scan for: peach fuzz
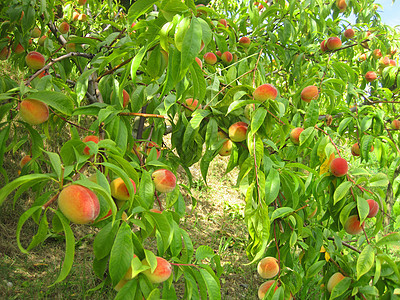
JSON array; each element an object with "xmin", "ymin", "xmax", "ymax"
[
  {"xmin": 300, "ymin": 85, "xmax": 319, "ymax": 102},
  {"xmin": 58, "ymin": 185, "xmax": 100, "ymax": 224},
  {"xmin": 290, "ymin": 127, "xmax": 304, "ymax": 145},
  {"xmin": 19, "ymin": 99, "xmax": 49, "ymax": 125},
  {"xmin": 392, "ymin": 119, "xmax": 400, "ymax": 129},
  {"xmin": 365, "ymin": 71, "xmax": 377, "ymax": 82},
  {"xmin": 335, "ymin": 0, "xmax": 347, "ymax": 12},
  {"xmin": 19, "ymin": 155, "xmax": 32, "ymax": 168},
  {"xmin": 344, "ymin": 28, "xmax": 354, "ymax": 39},
  {"xmin": 258, "ymin": 280, "xmax": 278, "ymax": 299},
  {"xmin": 110, "ymin": 177, "xmax": 137, "ymax": 201},
  {"xmin": 253, "ymin": 84, "xmax": 278, "ymax": 101},
  {"xmin": 217, "ymin": 131, "xmax": 233, "ymax": 156},
  {"xmin": 58, "ymin": 21, "xmax": 70, "ymax": 34},
  {"xmin": 26, "ymin": 51, "xmax": 45, "ymax": 70},
  {"xmin": 203, "ymin": 52, "xmax": 217, "ymax": 65},
  {"xmin": 142, "ymin": 256, "xmax": 172, "ymax": 284},
  {"xmin": 344, "ymin": 215, "xmax": 364, "ymax": 235},
  {"xmin": 152, "ymin": 169, "xmax": 177, "ymax": 193},
  {"xmin": 367, "ymin": 199, "xmax": 379, "ymax": 218},
  {"xmin": 327, "ymin": 272, "xmax": 345, "ymax": 292},
  {"xmin": 229, "ymin": 122, "xmax": 248, "ymax": 142},
  {"xmin": 221, "ymin": 51, "xmax": 233, "ymax": 64},
  {"xmin": 329, "ymin": 157, "xmax": 348, "ymax": 177},
  {"xmin": 82, "ymin": 135, "xmax": 99, "ymax": 155},
  {"xmin": 257, "ymin": 257, "xmax": 279, "ymax": 279},
  {"xmin": 239, "ymin": 36, "xmax": 251, "ymax": 47},
  {"xmin": 326, "ymin": 37, "xmax": 342, "ymax": 51}
]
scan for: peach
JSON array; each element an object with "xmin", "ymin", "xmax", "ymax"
[
  {"xmin": 58, "ymin": 185, "xmax": 100, "ymax": 224},
  {"xmin": 152, "ymin": 169, "xmax": 177, "ymax": 193},
  {"xmin": 239, "ymin": 36, "xmax": 251, "ymax": 47},
  {"xmin": 329, "ymin": 157, "xmax": 348, "ymax": 177},
  {"xmin": 327, "ymin": 272, "xmax": 345, "ymax": 292},
  {"xmin": 72, "ymin": 11, "xmax": 80, "ymax": 21},
  {"xmin": 367, "ymin": 199, "xmax": 379, "ymax": 218},
  {"xmin": 65, "ymin": 43, "xmax": 76, "ymax": 53},
  {"xmin": 78, "ymin": 14, "xmax": 87, "ymax": 21},
  {"xmin": 123, "ymin": 254, "xmax": 139, "ymax": 280},
  {"xmin": 142, "ymin": 256, "xmax": 172, "ymax": 284},
  {"xmin": 195, "ymin": 57, "xmax": 202, "ymax": 69},
  {"xmin": 19, "ymin": 155, "xmax": 32, "ymax": 168},
  {"xmin": 365, "ymin": 71, "xmax": 377, "ymax": 82},
  {"xmin": 335, "ymin": 0, "xmax": 347, "ymax": 12},
  {"xmin": 229, "ymin": 121, "xmax": 248, "ymax": 142},
  {"xmin": 38, "ymin": 35, "xmax": 47, "ymax": 46},
  {"xmin": 78, "ymin": 0, "xmax": 87, "ymax": 5},
  {"xmin": 290, "ymin": 127, "xmax": 304, "ymax": 145},
  {"xmin": 150, "ymin": 208, "xmax": 162, "ymax": 214},
  {"xmin": 258, "ymin": 280, "xmax": 278, "ymax": 299},
  {"xmin": 351, "ymin": 143, "xmax": 360, "ymax": 156},
  {"xmin": 359, "ymin": 53, "xmax": 367, "ymax": 61},
  {"xmin": 320, "ymin": 40, "xmax": 328, "ymax": 52},
  {"xmin": 58, "ymin": 21, "xmax": 70, "ymax": 34},
  {"xmin": 218, "ymin": 19, "xmax": 228, "ymax": 28},
  {"xmin": 326, "ymin": 37, "xmax": 342, "ymax": 51},
  {"xmin": 257, "ymin": 257, "xmax": 279, "ymax": 279},
  {"xmin": 203, "ymin": 52, "xmax": 217, "ymax": 65},
  {"xmin": 19, "ymin": 99, "xmax": 49, "ymax": 125},
  {"xmin": 31, "ymin": 27, "xmax": 41, "ymax": 38},
  {"xmin": 140, "ymin": 141, "xmax": 161, "ymax": 159},
  {"xmin": 196, "ymin": 4, "xmax": 207, "ymax": 17},
  {"xmin": 82, "ymin": 135, "xmax": 99, "ymax": 155},
  {"xmin": 216, "ymin": 50, "xmax": 222, "ymax": 57},
  {"xmin": 379, "ymin": 56, "xmax": 390, "ymax": 67},
  {"xmin": 244, "ymin": 104, "xmax": 255, "ymax": 120},
  {"xmin": 372, "ymin": 49, "xmax": 382, "ymax": 59},
  {"xmin": 217, "ymin": 131, "xmax": 233, "ymax": 156},
  {"xmin": 111, "ymin": 89, "xmax": 130, "ymax": 108},
  {"xmin": 253, "ymin": 84, "xmax": 278, "ymax": 101},
  {"xmin": 300, "ymin": 85, "xmax": 319, "ymax": 102},
  {"xmin": 344, "ymin": 28, "xmax": 354, "ymax": 39},
  {"xmin": 389, "ymin": 59, "xmax": 396, "ymax": 67},
  {"xmin": 392, "ymin": 119, "xmax": 400, "ymax": 129},
  {"xmin": 25, "ymin": 51, "xmax": 45, "ymax": 70},
  {"xmin": 221, "ymin": 51, "xmax": 233, "ymax": 64},
  {"xmin": 12, "ymin": 42, "xmax": 24, "ymax": 54},
  {"xmin": 185, "ymin": 98, "xmax": 201, "ymax": 116},
  {"xmin": 114, "ymin": 279, "xmax": 128, "ymax": 291},
  {"xmin": 110, "ymin": 177, "xmax": 136, "ymax": 201},
  {"xmin": 344, "ymin": 215, "xmax": 364, "ymax": 235},
  {"xmin": 0, "ymin": 46, "xmax": 10, "ymax": 60}
]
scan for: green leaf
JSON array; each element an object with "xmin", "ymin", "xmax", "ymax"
[
  {"xmin": 75, "ymin": 69, "xmax": 97, "ymax": 106},
  {"xmin": 189, "ymin": 60, "xmax": 206, "ymax": 102},
  {"xmin": 114, "ymin": 278, "xmax": 138, "ymax": 300},
  {"xmin": 357, "ymin": 244, "xmax": 374, "ymax": 280},
  {"xmin": 265, "ymin": 168, "xmax": 280, "ymax": 205},
  {"xmin": 271, "ymin": 207, "xmax": 294, "ymax": 221},
  {"xmin": 306, "ymin": 260, "xmax": 326, "ymax": 278},
  {"xmin": 357, "ymin": 196, "xmax": 369, "ymax": 223},
  {"xmin": 130, "ymin": 46, "xmax": 148, "ymax": 83},
  {"xmin": 251, "ymin": 108, "xmax": 267, "ymax": 134},
  {"xmin": 93, "ymin": 222, "xmax": 119, "ymax": 260},
  {"xmin": 180, "ymin": 17, "xmax": 202, "ymax": 75},
  {"xmin": 44, "ymin": 150, "xmax": 62, "ymax": 180},
  {"xmin": 376, "ymin": 232, "xmax": 400, "ymax": 247},
  {"xmin": 199, "ymin": 267, "xmax": 221, "ymax": 300},
  {"xmin": 329, "ymin": 277, "xmax": 351, "ymax": 300},
  {"xmin": 16, "ymin": 206, "xmax": 43, "ymax": 254},
  {"xmin": 304, "ymin": 99, "xmax": 319, "ymax": 128},
  {"xmin": 138, "ymin": 170, "xmax": 155, "ymax": 209},
  {"xmin": 333, "ymin": 181, "xmax": 352, "ymax": 205},
  {"xmin": 369, "ymin": 173, "xmax": 389, "ymax": 187},
  {"xmin": 127, "ymin": 0, "xmax": 158, "ymax": 22}
]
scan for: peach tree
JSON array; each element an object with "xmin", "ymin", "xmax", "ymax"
[{"xmin": 0, "ymin": 0, "xmax": 400, "ymax": 298}]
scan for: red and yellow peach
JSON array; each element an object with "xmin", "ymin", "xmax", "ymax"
[
  {"xmin": 253, "ymin": 84, "xmax": 278, "ymax": 101},
  {"xmin": 152, "ymin": 169, "xmax": 177, "ymax": 193},
  {"xmin": 329, "ymin": 157, "xmax": 348, "ymax": 177},
  {"xmin": 229, "ymin": 122, "xmax": 248, "ymax": 142},
  {"xmin": 19, "ymin": 99, "xmax": 49, "ymax": 125},
  {"xmin": 142, "ymin": 256, "xmax": 172, "ymax": 284}
]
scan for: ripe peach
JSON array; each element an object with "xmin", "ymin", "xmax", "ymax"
[
  {"xmin": 110, "ymin": 177, "xmax": 137, "ymax": 201},
  {"xmin": 185, "ymin": 98, "xmax": 201, "ymax": 116},
  {"xmin": 142, "ymin": 256, "xmax": 172, "ymax": 284},
  {"xmin": 78, "ymin": 14, "xmax": 87, "ymax": 21},
  {"xmin": 229, "ymin": 121, "xmax": 248, "ymax": 142},
  {"xmin": 0, "ymin": 46, "xmax": 10, "ymax": 60},
  {"xmin": 258, "ymin": 280, "xmax": 278, "ymax": 299},
  {"xmin": 82, "ymin": 135, "xmax": 99, "ymax": 155},
  {"xmin": 344, "ymin": 28, "xmax": 354, "ymax": 39},
  {"xmin": 320, "ymin": 40, "xmax": 328, "ymax": 52},
  {"xmin": 78, "ymin": 0, "xmax": 87, "ymax": 5},
  {"xmin": 239, "ymin": 36, "xmax": 251, "ymax": 47},
  {"xmin": 195, "ymin": 57, "xmax": 202, "ymax": 69},
  {"xmin": 326, "ymin": 37, "xmax": 342, "ymax": 51},
  {"xmin": 111, "ymin": 89, "xmax": 130, "ymax": 108},
  {"xmin": 26, "ymin": 51, "xmax": 45, "ymax": 70},
  {"xmin": 196, "ymin": 4, "xmax": 207, "ymax": 17},
  {"xmin": 344, "ymin": 215, "xmax": 364, "ymax": 235},
  {"xmin": 372, "ymin": 49, "xmax": 382, "ymax": 59},
  {"xmin": 351, "ymin": 143, "xmax": 360, "ymax": 156},
  {"xmin": 217, "ymin": 131, "xmax": 233, "ymax": 156},
  {"xmin": 72, "ymin": 11, "xmax": 80, "ymax": 21},
  {"xmin": 359, "ymin": 53, "xmax": 367, "ymax": 61},
  {"xmin": 392, "ymin": 119, "xmax": 400, "ymax": 129},
  {"xmin": 365, "ymin": 71, "xmax": 377, "ymax": 82},
  {"xmin": 38, "ymin": 35, "xmax": 47, "ymax": 46},
  {"xmin": 216, "ymin": 50, "xmax": 222, "ymax": 57},
  {"xmin": 218, "ymin": 19, "xmax": 228, "ymax": 28},
  {"xmin": 58, "ymin": 185, "xmax": 100, "ymax": 224},
  {"xmin": 379, "ymin": 56, "xmax": 390, "ymax": 67},
  {"xmin": 203, "ymin": 52, "xmax": 217, "ymax": 65},
  {"xmin": 327, "ymin": 272, "xmax": 345, "ymax": 292},
  {"xmin": 12, "ymin": 42, "xmax": 24, "ymax": 54},
  {"xmin": 136, "ymin": 141, "xmax": 161, "ymax": 159},
  {"xmin": 253, "ymin": 84, "xmax": 278, "ymax": 101},
  {"xmin": 58, "ymin": 21, "xmax": 70, "ymax": 34},
  {"xmin": 367, "ymin": 199, "xmax": 379, "ymax": 218},
  {"xmin": 300, "ymin": 85, "xmax": 319, "ymax": 103},
  {"xmin": 152, "ymin": 169, "xmax": 177, "ymax": 193},
  {"xmin": 329, "ymin": 157, "xmax": 348, "ymax": 177},
  {"xmin": 389, "ymin": 59, "xmax": 396, "ymax": 67},
  {"xmin": 19, "ymin": 155, "xmax": 32, "ymax": 168},
  {"xmin": 257, "ymin": 257, "xmax": 279, "ymax": 279},
  {"xmin": 221, "ymin": 51, "xmax": 233, "ymax": 64},
  {"xmin": 335, "ymin": 0, "xmax": 347, "ymax": 12},
  {"xmin": 19, "ymin": 99, "xmax": 49, "ymax": 125},
  {"xmin": 290, "ymin": 127, "xmax": 304, "ymax": 145}
]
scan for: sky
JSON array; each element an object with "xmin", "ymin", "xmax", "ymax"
[{"xmin": 376, "ymin": 0, "xmax": 400, "ymax": 27}]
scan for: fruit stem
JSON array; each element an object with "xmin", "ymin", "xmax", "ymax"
[
  {"xmin": 49, "ymin": 107, "xmax": 96, "ymax": 133},
  {"xmin": 42, "ymin": 191, "xmax": 61, "ymax": 209}
]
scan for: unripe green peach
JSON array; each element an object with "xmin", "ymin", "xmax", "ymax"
[
  {"xmin": 244, "ymin": 104, "xmax": 255, "ymax": 120},
  {"xmin": 31, "ymin": 27, "xmax": 41, "ymax": 38},
  {"xmin": 221, "ymin": 51, "xmax": 233, "ymax": 64},
  {"xmin": 142, "ymin": 256, "xmax": 172, "ymax": 284},
  {"xmin": 82, "ymin": 135, "xmax": 99, "ymax": 155},
  {"xmin": 329, "ymin": 157, "xmax": 348, "ymax": 177},
  {"xmin": 152, "ymin": 169, "xmax": 177, "ymax": 193},
  {"xmin": 58, "ymin": 21, "xmax": 70, "ymax": 34},
  {"xmin": 365, "ymin": 71, "xmax": 377, "ymax": 82},
  {"xmin": 19, "ymin": 99, "xmax": 49, "ymax": 125},
  {"xmin": 110, "ymin": 177, "xmax": 137, "ymax": 201},
  {"xmin": 217, "ymin": 131, "xmax": 233, "ymax": 156},
  {"xmin": 258, "ymin": 280, "xmax": 278, "ymax": 299},
  {"xmin": 257, "ymin": 257, "xmax": 279, "ymax": 279},
  {"xmin": 392, "ymin": 119, "xmax": 400, "ymax": 129},
  {"xmin": 344, "ymin": 215, "xmax": 364, "ymax": 234},
  {"xmin": 290, "ymin": 127, "xmax": 304, "ymax": 145},
  {"xmin": 38, "ymin": 35, "xmax": 47, "ymax": 46},
  {"xmin": 229, "ymin": 121, "xmax": 248, "ymax": 142},
  {"xmin": 203, "ymin": 52, "xmax": 217, "ymax": 65},
  {"xmin": 239, "ymin": 36, "xmax": 251, "ymax": 47},
  {"xmin": 300, "ymin": 85, "xmax": 319, "ymax": 103},
  {"xmin": 326, "ymin": 37, "xmax": 342, "ymax": 51},
  {"xmin": 26, "ymin": 51, "xmax": 45, "ymax": 70},
  {"xmin": 19, "ymin": 155, "xmax": 32, "ymax": 168},
  {"xmin": 327, "ymin": 272, "xmax": 345, "ymax": 292},
  {"xmin": 253, "ymin": 84, "xmax": 278, "ymax": 101},
  {"xmin": 367, "ymin": 199, "xmax": 379, "ymax": 218},
  {"xmin": 58, "ymin": 185, "xmax": 100, "ymax": 224}
]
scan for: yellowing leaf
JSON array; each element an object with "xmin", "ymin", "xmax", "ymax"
[
  {"xmin": 320, "ymin": 245, "xmax": 326, "ymax": 253},
  {"xmin": 325, "ymin": 251, "xmax": 330, "ymax": 262},
  {"xmin": 320, "ymin": 153, "xmax": 335, "ymax": 175}
]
